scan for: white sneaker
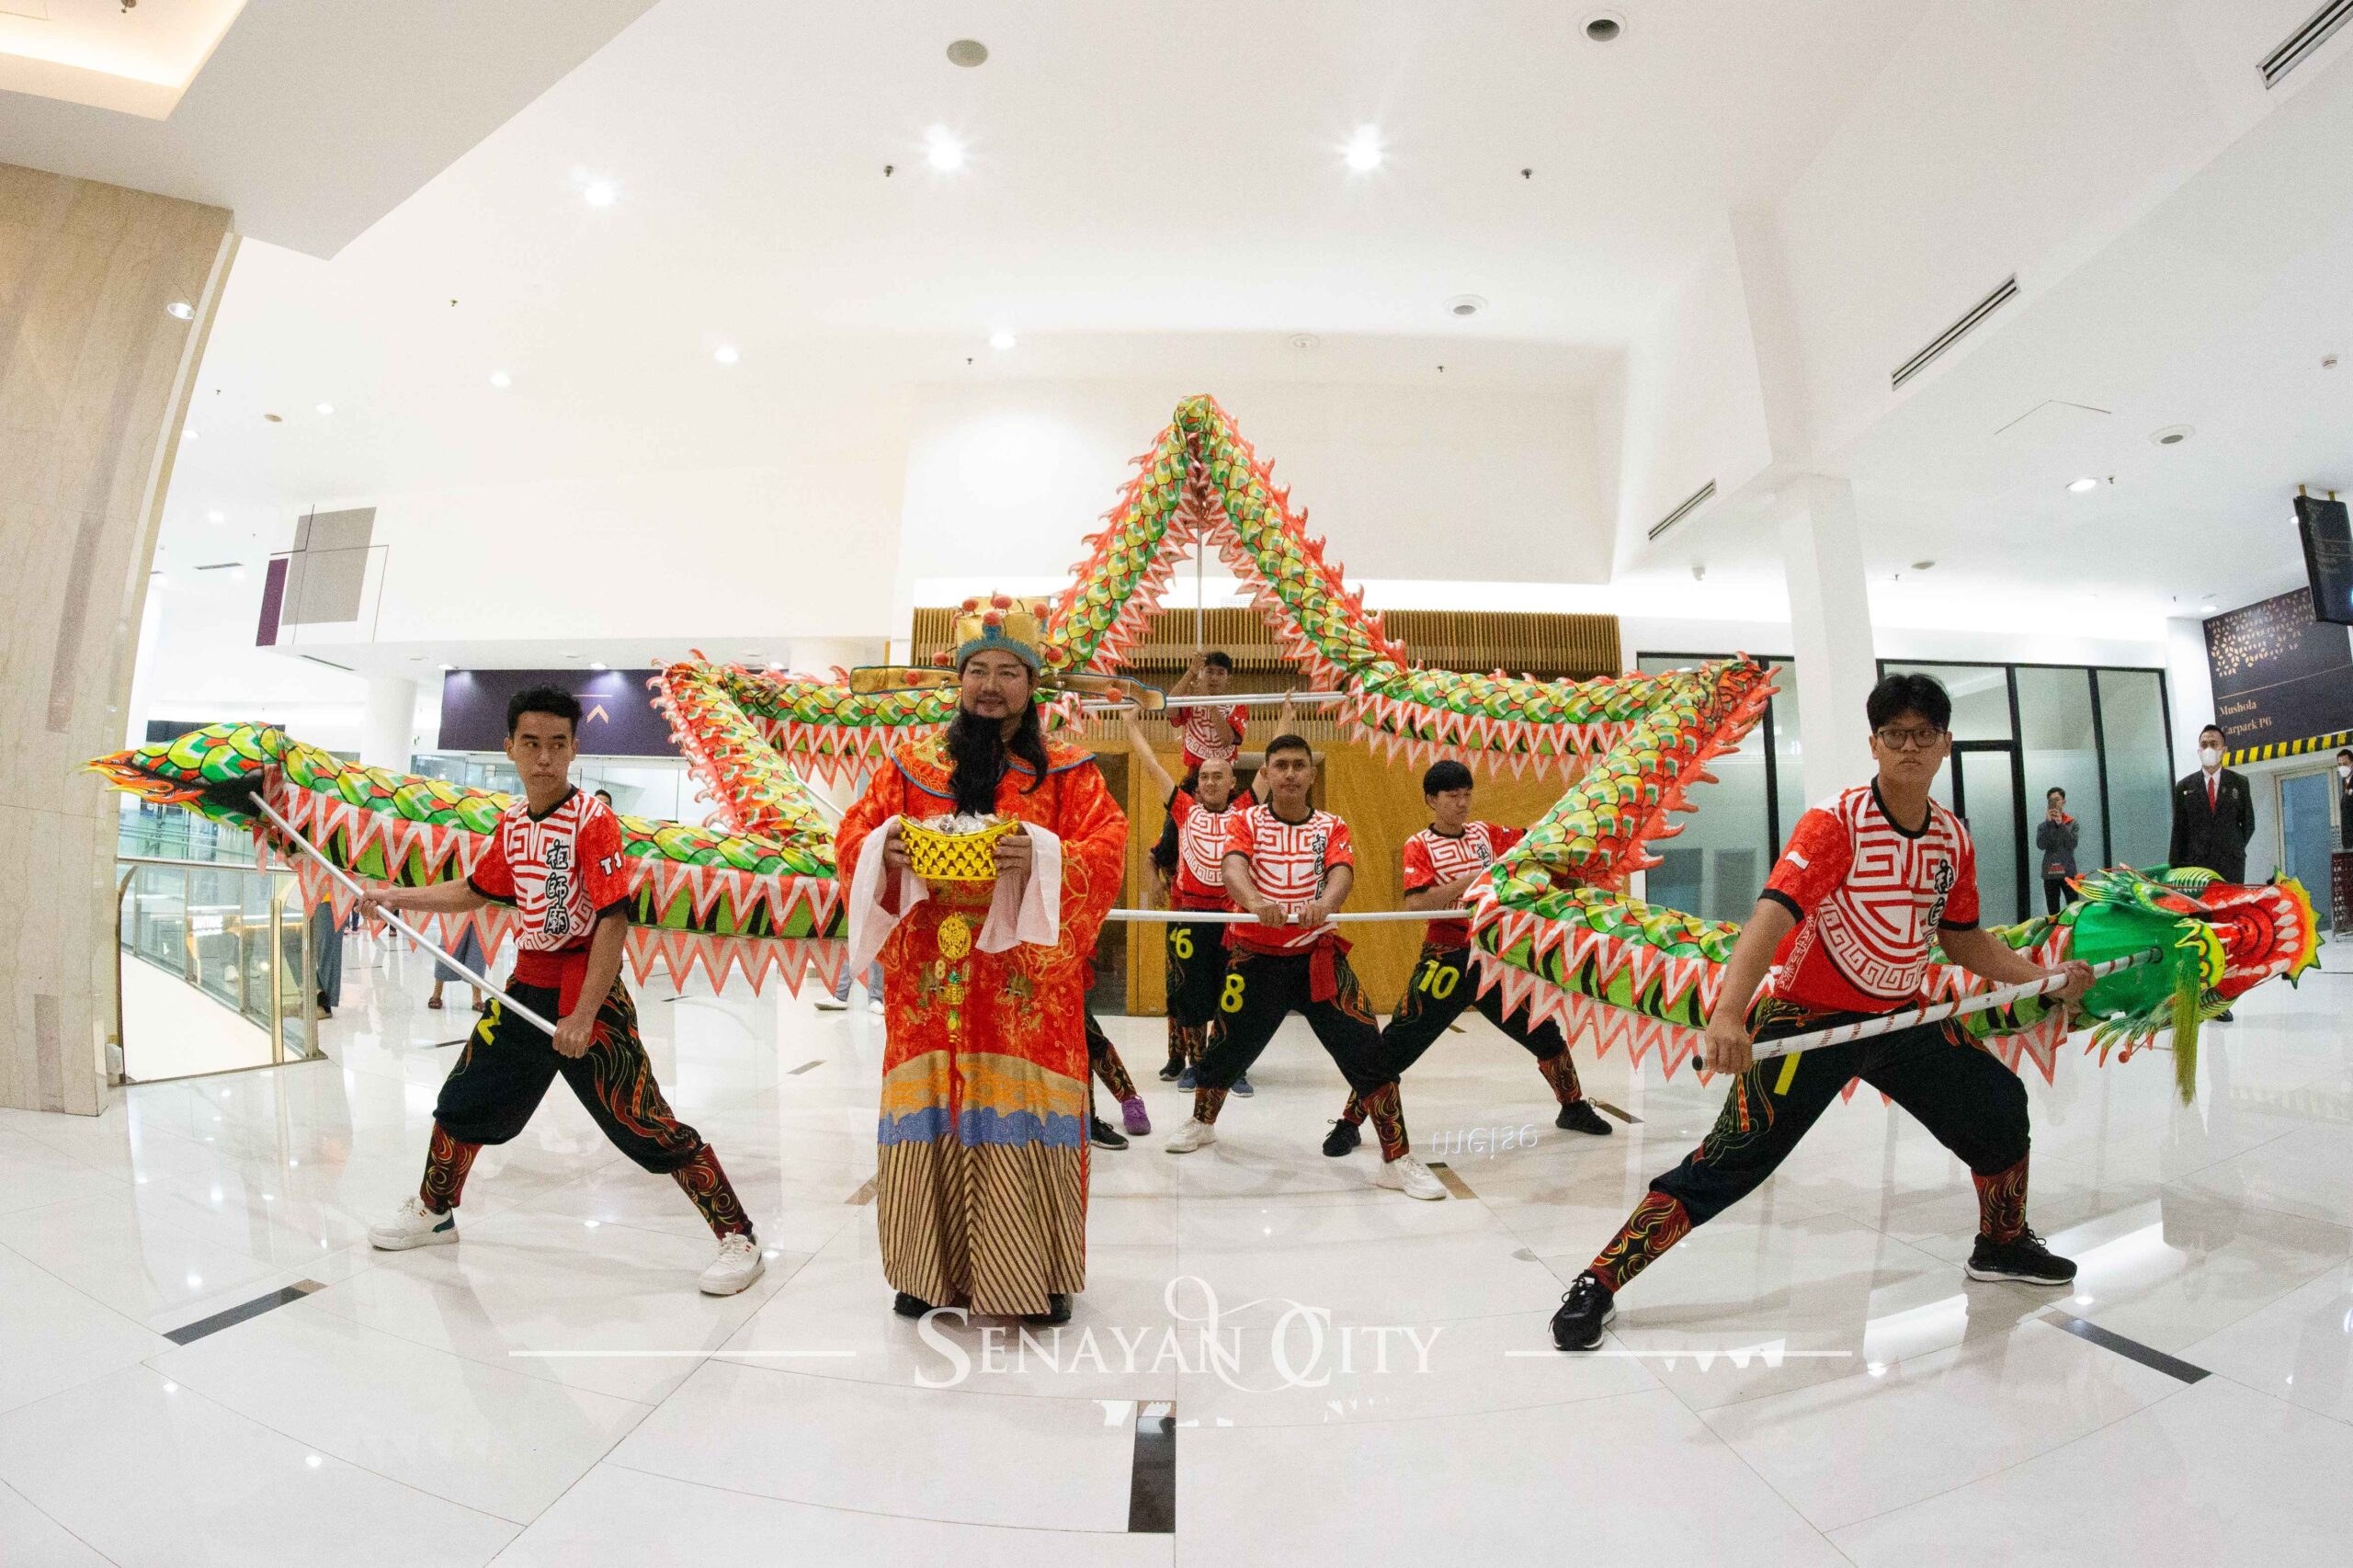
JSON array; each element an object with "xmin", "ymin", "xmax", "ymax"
[
  {"xmin": 699, "ymin": 1233, "xmax": 765, "ymax": 1296},
  {"xmin": 814, "ymin": 993, "xmax": 849, "ymax": 1012},
  {"xmin": 868, "ymin": 994, "xmax": 886, "ymax": 1016},
  {"xmin": 1375, "ymin": 1153, "xmax": 1447, "ymax": 1201},
  {"xmin": 369, "ymin": 1194, "xmax": 459, "ymax": 1250},
  {"xmin": 1163, "ymin": 1119, "xmax": 1218, "ymax": 1153}
]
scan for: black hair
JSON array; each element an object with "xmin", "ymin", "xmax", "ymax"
[
  {"xmin": 2046, "ymin": 786, "xmax": 2066, "ymax": 801},
  {"xmin": 1865, "ymin": 673, "xmax": 1950, "ymax": 733},
  {"xmin": 2200, "ymin": 722, "xmax": 2225, "ymax": 741},
  {"xmin": 506, "ymin": 685, "xmax": 580, "ymax": 737},
  {"xmin": 594, "ymin": 788, "xmax": 614, "ymax": 804},
  {"xmin": 1264, "ymin": 733, "xmax": 1313, "ymax": 763},
  {"xmin": 1422, "ymin": 759, "xmax": 1473, "ymax": 797},
  {"xmin": 2337, "ymin": 749, "xmax": 2352, "ymax": 761},
  {"xmin": 1202, "ymin": 651, "xmax": 1234, "ymax": 672},
  {"xmin": 945, "ymin": 699, "xmax": 1051, "ymax": 812}
]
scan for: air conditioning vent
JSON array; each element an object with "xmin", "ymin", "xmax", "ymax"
[
  {"xmin": 2262, "ymin": 0, "xmax": 2353, "ymax": 88},
  {"xmin": 1892, "ymin": 276, "xmax": 2018, "ymax": 391},
  {"xmin": 1647, "ymin": 480, "xmax": 1716, "ymax": 541}
]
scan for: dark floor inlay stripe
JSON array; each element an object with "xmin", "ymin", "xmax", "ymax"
[
  {"xmin": 1128, "ymin": 1400, "xmax": 1176, "ymax": 1533},
  {"xmin": 1425, "ymin": 1161, "xmax": 1478, "ymax": 1200},
  {"xmin": 164, "ymin": 1280, "xmax": 324, "ymax": 1346},
  {"xmin": 2048, "ymin": 1312, "xmax": 2209, "ymax": 1383},
  {"xmin": 788, "ymin": 1059, "xmax": 824, "ymax": 1075},
  {"xmin": 1589, "ymin": 1099, "xmax": 1641, "ymax": 1124},
  {"xmin": 847, "ymin": 1178, "xmax": 877, "ymax": 1206}
]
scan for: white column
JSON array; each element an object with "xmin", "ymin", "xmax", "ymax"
[
  {"xmin": 2163, "ymin": 616, "xmax": 2215, "ymax": 775},
  {"xmin": 1779, "ymin": 475, "xmax": 1879, "ymax": 799},
  {"xmin": 362, "ymin": 676, "xmax": 419, "ymax": 772}
]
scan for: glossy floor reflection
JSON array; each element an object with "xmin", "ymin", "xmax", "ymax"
[{"xmin": 3, "ymin": 940, "xmax": 2349, "ymax": 1564}]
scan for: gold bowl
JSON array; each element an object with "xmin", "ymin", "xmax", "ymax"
[{"xmin": 903, "ymin": 818, "xmax": 1018, "ymax": 882}]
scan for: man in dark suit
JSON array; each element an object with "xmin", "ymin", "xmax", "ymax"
[{"xmin": 2171, "ymin": 723, "xmax": 2256, "ymax": 1018}]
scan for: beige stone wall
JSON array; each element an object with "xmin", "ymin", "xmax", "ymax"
[{"xmin": 0, "ymin": 164, "xmax": 233, "ymax": 1113}]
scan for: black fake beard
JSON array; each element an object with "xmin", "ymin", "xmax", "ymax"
[{"xmin": 944, "ymin": 704, "xmax": 1048, "ymax": 815}]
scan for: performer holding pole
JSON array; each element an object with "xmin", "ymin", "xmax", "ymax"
[
  {"xmin": 1162, "ymin": 733, "xmax": 1448, "ymax": 1201},
  {"xmin": 1552, "ymin": 673, "xmax": 2093, "ymax": 1351},
  {"xmin": 356, "ymin": 687, "xmax": 764, "ymax": 1296},
  {"xmin": 1323, "ymin": 759, "xmax": 1613, "ymax": 1157},
  {"xmin": 1127, "ymin": 701, "xmax": 1290, "ymax": 1090}
]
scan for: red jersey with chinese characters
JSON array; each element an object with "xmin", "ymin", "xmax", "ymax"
[
  {"xmin": 1167, "ymin": 789, "xmax": 1239, "ymax": 912},
  {"xmin": 1760, "ymin": 782, "xmax": 1980, "ymax": 1017},
  {"xmin": 466, "ymin": 788, "xmax": 631, "ymax": 1006},
  {"xmin": 1224, "ymin": 801, "xmax": 1353, "ymax": 953},
  {"xmin": 1402, "ymin": 822, "xmax": 1525, "ymax": 950},
  {"xmin": 1174, "ymin": 702, "xmax": 1248, "ymax": 770}
]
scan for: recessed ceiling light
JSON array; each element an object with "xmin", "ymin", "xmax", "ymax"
[
  {"xmin": 165, "ymin": 301, "xmax": 195, "ymax": 321},
  {"xmin": 583, "ymin": 179, "xmax": 618, "ymax": 208},
  {"xmin": 206, "ymin": 509, "xmax": 224, "ymax": 523},
  {"xmin": 2151, "ymin": 424, "xmax": 2193, "ymax": 446},
  {"xmin": 230, "ymin": 567, "xmax": 247, "ymax": 582},
  {"xmin": 563, "ymin": 652, "xmax": 581, "ymax": 659},
  {"xmin": 988, "ymin": 329, "xmax": 1017, "ymax": 351},
  {"xmin": 946, "ymin": 39, "xmax": 988, "ymax": 67},
  {"xmin": 1344, "ymin": 125, "xmax": 1384, "ymax": 172},
  {"xmin": 2200, "ymin": 603, "xmax": 2218, "ymax": 613},
  {"xmin": 1586, "ymin": 13, "xmax": 1625, "ymax": 42},
  {"xmin": 1289, "ymin": 333, "xmax": 1322, "ymax": 351},
  {"xmin": 489, "ymin": 371, "xmax": 512, "ymax": 389},
  {"xmin": 925, "ymin": 126, "xmax": 965, "ymax": 172},
  {"xmin": 2068, "ymin": 476, "xmax": 2099, "ymax": 493},
  {"xmin": 315, "ymin": 403, "xmax": 335, "ymax": 415},
  {"xmin": 409, "ymin": 655, "xmax": 425, "ymax": 663},
  {"xmin": 180, "ymin": 427, "xmax": 197, "ymax": 440},
  {"xmin": 438, "ymin": 662, "xmax": 455, "ymax": 671},
  {"xmin": 588, "ymin": 661, "xmax": 608, "ymax": 671},
  {"xmin": 1448, "ymin": 294, "xmax": 1488, "ymax": 318},
  {"xmin": 263, "ymin": 412, "xmax": 282, "ymax": 423},
  {"xmin": 1911, "ymin": 559, "xmax": 1937, "ymax": 571},
  {"xmin": 713, "ymin": 345, "xmax": 740, "ymax": 365},
  {"xmin": 2323, "ymin": 354, "xmax": 2340, "ymax": 369}
]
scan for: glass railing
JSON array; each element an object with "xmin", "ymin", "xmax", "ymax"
[
  {"xmin": 117, "ymin": 800, "xmax": 258, "ymax": 865},
  {"xmin": 114, "ymin": 856, "xmax": 316, "ymax": 1082}
]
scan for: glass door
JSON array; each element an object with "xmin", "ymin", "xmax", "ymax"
[
  {"xmin": 1950, "ymin": 744, "xmax": 2027, "ymax": 927},
  {"xmin": 2279, "ymin": 768, "xmax": 2336, "ymax": 932}
]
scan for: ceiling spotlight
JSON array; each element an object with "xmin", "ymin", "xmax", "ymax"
[
  {"xmin": 488, "ymin": 371, "xmax": 512, "ymax": 389},
  {"xmin": 180, "ymin": 427, "xmax": 197, "ymax": 440},
  {"xmin": 588, "ymin": 661, "xmax": 608, "ymax": 671},
  {"xmin": 583, "ymin": 180, "xmax": 618, "ymax": 208},
  {"xmin": 988, "ymin": 329, "xmax": 1017, "ymax": 351},
  {"xmin": 438, "ymin": 662, "xmax": 455, "ymax": 671},
  {"xmin": 315, "ymin": 403, "xmax": 335, "ymax": 415},
  {"xmin": 1911, "ymin": 559, "xmax": 1937, "ymax": 571},
  {"xmin": 2324, "ymin": 354, "xmax": 2341, "ymax": 370},
  {"xmin": 1586, "ymin": 13, "xmax": 1625, "ymax": 42},
  {"xmin": 1449, "ymin": 294, "xmax": 1488, "ymax": 319},
  {"xmin": 263, "ymin": 412, "xmax": 282, "ymax": 423},
  {"xmin": 2200, "ymin": 603, "xmax": 2218, "ymax": 613},
  {"xmin": 925, "ymin": 126, "xmax": 966, "ymax": 172},
  {"xmin": 1289, "ymin": 333, "xmax": 1322, "ymax": 351},
  {"xmin": 2151, "ymin": 424, "xmax": 2193, "ymax": 446},
  {"xmin": 946, "ymin": 39, "xmax": 988, "ymax": 67},
  {"xmin": 713, "ymin": 345, "xmax": 740, "ymax": 365},
  {"xmin": 2068, "ymin": 477, "xmax": 2099, "ymax": 493},
  {"xmin": 1344, "ymin": 125, "xmax": 1384, "ymax": 172},
  {"xmin": 165, "ymin": 301, "xmax": 195, "ymax": 321},
  {"xmin": 206, "ymin": 509, "xmax": 224, "ymax": 523}
]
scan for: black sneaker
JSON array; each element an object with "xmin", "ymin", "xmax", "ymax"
[
  {"xmin": 1231, "ymin": 1074, "xmax": 1255, "ymax": 1097},
  {"xmin": 2215, "ymin": 1009, "xmax": 2235, "ymax": 1023},
  {"xmin": 1027, "ymin": 1292, "xmax": 1074, "ymax": 1326},
  {"xmin": 1157, "ymin": 1054, "xmax": 1187, "ymax": 1082},
  {"xmin": 1964, "ymin": 1228, "xmax": 2077, "ymax": 1286},
  {"xmin": 1321, "ymin": 1119, "xmax": 1362, "ymax": 1158},
  {"xmin": 892, "ymin": 1291, "xmax": 934, "ymax": 1319},
  {"xmin": 1551, "ymin": 1271, "xmax": 1616, "ymax": 1351},
  {"xmin": 1555, "ymin": 1101, "xmax": 1613, "ymax": 1136},
  {"xmin": 1089, "ymin": 1117, "xmax": 1129, "ymax": 1151}
]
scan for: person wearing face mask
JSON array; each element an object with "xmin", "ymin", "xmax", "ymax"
[
  {"xmin": 2336, "ymin": 749, "xmax": 2353, "ymax": 851},
  {"xmin": 2035, "ymin": 787, "xmax": 2080, "ymax": 916},
  {"xmin": 2170, "ymin": 724, "xmax": 2256, "ymax": 1018}
]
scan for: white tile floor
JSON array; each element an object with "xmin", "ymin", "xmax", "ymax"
[{"xmin": 2, "ymin": 939, "xmax": 2349, "ymax": 1564}]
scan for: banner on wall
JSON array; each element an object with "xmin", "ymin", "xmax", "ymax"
[
  {"xmin": 2203, "ymin": 588, "xmax": 2353, "ymax": 762},
  {"xmin": 438, "ymin": 669, "xmax": 673, "ymax": 757}
]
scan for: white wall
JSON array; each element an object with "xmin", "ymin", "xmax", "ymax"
[{"xmin": 895, "ymin": 379, "xmax": 1609, "ymax": 626}]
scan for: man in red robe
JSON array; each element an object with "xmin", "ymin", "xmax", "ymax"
[{"xmin": 836, "ymin": 597, "xmax": 1131, "ymax": 1324}]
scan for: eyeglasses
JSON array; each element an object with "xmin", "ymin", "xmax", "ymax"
[{"xmin": 1874, "ymin": 725, "xmax": 1947, "ymax": 751}]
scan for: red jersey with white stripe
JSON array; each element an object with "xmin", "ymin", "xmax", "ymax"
[
  {"xmin": 1402, "ymin": 822, "xmax": 1524, "ymax": 949},
  {"xmin": 1224, "ymin": 801, "xmax": 1353, "ymax": 953},
  {"xmin": 1175, "ymin": 702, "xmax": 1248, "ymax": 770},
  {"xmin": 1167, "ymin": 789, "xmax": 1238, "ymax": 912},
  {"xmin": 467, "ymin": 789, "xmax": 631, "ymax": 992},
  {"xmin": 1761, "ymin": 783, "xmax": 1980, "ymax": 1016}
]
